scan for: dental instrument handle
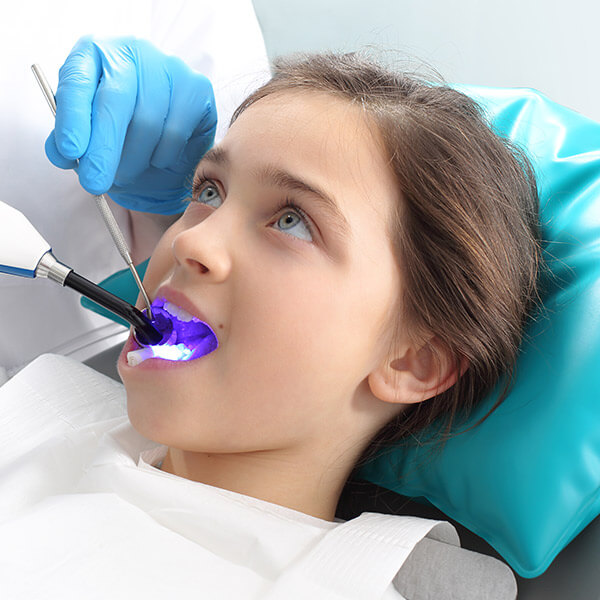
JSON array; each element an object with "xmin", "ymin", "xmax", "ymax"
[
  {"xmin": 91, "ymin": 194, "xmax": 153, "ymax": 317},
  {"xmin": 31, "ymin": 63, "xmax": 57, "ymax": 114},
  {"xmin": 63, "ymin": 271, "xmax": 162, "ymax": 345},
  {"xmin": 34, "ymin": 251, "xmax": 162, "ymax": 345},
  {"xmin": 0, "ymin": 199, "xmax": 51, "ymax": 277},
  {"xmin": 0, "ymin": 198, "xmax": 161, "ymax": 344},
  {"xmin": 30, "ymin": 63, "xmax": 154, "ymax": 319}
]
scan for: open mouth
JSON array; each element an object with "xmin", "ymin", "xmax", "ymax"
[{"xmin": 127, "ymin": 297, "xmax": 219, "ymax": 366}]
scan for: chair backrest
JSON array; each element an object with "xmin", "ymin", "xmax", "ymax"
[{"xmin": 356, "ymin": 84, "xmax": 600, "ymax": 579}]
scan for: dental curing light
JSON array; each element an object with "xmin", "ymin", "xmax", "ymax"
[
  {"xmin": 0, "ymin": 199, "xmax": 162, "ymax": 345},
  {"xmin": 0, "ymin": 200, "xmax": 219, "ymax": 362},
  {"xmin": 128, "ymin": 297, "xmax": 219, "ymax": 365}
]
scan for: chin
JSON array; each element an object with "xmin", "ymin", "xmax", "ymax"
[{"xmin": 125, "ymin": 388, "xmax": 173, "ymax": 445}]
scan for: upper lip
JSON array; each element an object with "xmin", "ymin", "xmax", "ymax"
[{"xmin": 153, "ymin": 284, "xmax": 213, "ymax": 327}]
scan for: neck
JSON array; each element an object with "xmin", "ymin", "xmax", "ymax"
[{"xmin": 159, "ymin": 445, "xmax": 358, "ymax": 521}]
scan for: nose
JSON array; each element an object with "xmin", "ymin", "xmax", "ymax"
[{"xmin": 171, "ymin": 212, "xmax": 233, "ymax": 281}]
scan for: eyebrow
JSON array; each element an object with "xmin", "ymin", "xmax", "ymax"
[{"xmin": 196, "ymin": 146, "xmax": 352, "ymax": 243}]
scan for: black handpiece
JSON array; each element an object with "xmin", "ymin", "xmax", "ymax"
[{"xmin": 63, "ymin": 271, "xmax": 163, "ymax": 345}]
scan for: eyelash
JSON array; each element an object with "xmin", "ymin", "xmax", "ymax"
[{"xmin": 189, "ymin": 172, "xmax": 316, "ymax": 239}]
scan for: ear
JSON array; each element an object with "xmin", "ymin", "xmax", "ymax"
[{"xmin": 368, "ymin": 336, "xmax": 468, "ymax": 406}]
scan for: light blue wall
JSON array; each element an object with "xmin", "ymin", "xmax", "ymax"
[{"xmin": 252, "ymin": 0, "xmax": 599, "ymax": 121}]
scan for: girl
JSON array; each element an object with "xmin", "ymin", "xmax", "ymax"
[
  {"xmin": 0, "ymin": 51, "xmax": 540, "ymax": 598},
  {"xmin": 122, "ymin": 51, "xmax": 541, "ymax": 510}
]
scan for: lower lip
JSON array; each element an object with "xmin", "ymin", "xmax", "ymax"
[{"xmin": 118, "ymin": 332, "xmax": 212, "ymax": 372}]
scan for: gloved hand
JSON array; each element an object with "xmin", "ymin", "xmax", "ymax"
[{"xmin": 45, "ymin": 35, "xmax": 217, "ymax": 215}]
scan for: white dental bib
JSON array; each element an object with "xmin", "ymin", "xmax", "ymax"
[{"xmin": 0, "ymin": 355, "xmax": 458, "ymax": 599}]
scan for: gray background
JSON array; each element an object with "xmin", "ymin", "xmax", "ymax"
[{"xmin": 252, "ymin": 0, "xmax": 598, "ymax": 121}]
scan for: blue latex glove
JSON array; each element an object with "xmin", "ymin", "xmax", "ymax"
[{"xmin": 45, "ymin": 36, "xmax": 217, "ymax": 214}]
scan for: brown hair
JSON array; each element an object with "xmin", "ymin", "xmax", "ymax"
[{"xmin": 231, "ymin": 52, "xmax": 543, "ymax": 463}]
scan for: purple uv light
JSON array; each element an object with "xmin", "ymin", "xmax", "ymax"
[{"xmin": 136, "ymin": 298, "xmax": 219, "ymax": 361}]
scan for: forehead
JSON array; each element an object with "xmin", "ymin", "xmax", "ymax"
[{"xmin": 225, "ymin": 91, "xmax": 399, "ymax": 245}]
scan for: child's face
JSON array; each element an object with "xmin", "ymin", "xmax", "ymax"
[{"xmin": 119, "ymin": 91, "xmax": 403, "ymax": 457}]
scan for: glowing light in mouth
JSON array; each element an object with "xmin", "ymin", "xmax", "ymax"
[{"xmin": 129, "ymin": 297, "xmax": 218, "ymax": 366}]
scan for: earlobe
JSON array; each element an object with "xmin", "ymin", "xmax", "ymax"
[{"xmin": 368, "ymin": 337, "xmax": 466, "ymax": 406}]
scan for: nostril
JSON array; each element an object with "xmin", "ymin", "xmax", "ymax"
[{"xmin": 185, "ymin": 258, "xmax": 209, "ymax": 274}]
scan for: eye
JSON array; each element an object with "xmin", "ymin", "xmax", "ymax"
[
  {"xmin": 190, "ymin": 175, "xmax": 315, "ymax": 243},
  {"xmin": 273, "ymin": 198, "xmax": 314, "ymax": 242},
  {"xmin": 196, "ymin": 182, "xmax": 221, "ymax": 208}
]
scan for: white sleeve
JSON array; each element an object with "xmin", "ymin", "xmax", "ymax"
[{"xmin": 144, "ymin": 0, "xmax": 271, "ymax": 142}]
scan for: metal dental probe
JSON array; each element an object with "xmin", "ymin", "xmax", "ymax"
[{"xmin": 31, "ymin": 63, "xmax": 154, "ymax": 319}]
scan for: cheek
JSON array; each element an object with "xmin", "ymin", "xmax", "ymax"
[
  {"xmin": 232, "ymin": 268, "xmax": 358, "ymax": 389},
  {"xmin": 254, "ymin": 264, "xmax": 389, "ymax": 386}
]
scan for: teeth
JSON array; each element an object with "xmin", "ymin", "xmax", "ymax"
[
  {"xmin": 127, "ymin": 347, "xmax": 155, "ymax": 366},
  {"xmin": 127, "ymin": 342, "xmax": 195, "ymax": 366},
  {"xmin": 163, "ymin": 301, "xmax": 195, "ymax": 322}
]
